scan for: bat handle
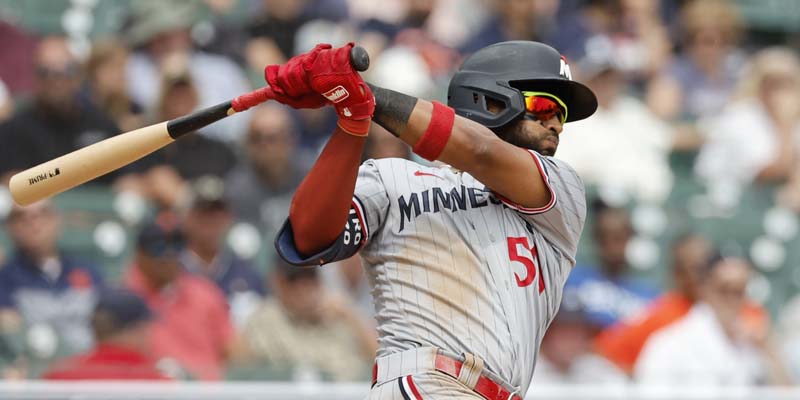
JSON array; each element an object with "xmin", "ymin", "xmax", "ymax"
[
  {"xmin": 229, "ymin": 87, "xmax": 275, "ymax": 114},
  {"xmin": 230, "ymin": 45, "xmax": 371, "ymax": 113}
]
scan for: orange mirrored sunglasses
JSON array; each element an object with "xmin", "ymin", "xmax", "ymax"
[{"xmin": 522, "ymin": 91, "xmax": 568, "ymax": 124}]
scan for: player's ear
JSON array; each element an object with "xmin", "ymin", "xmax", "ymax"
[{"xmin": 486, "ymin": 97, "xmax": 506, "ymax": 114}]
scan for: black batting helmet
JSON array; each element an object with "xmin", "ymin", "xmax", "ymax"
[{"xmin": 447, "ymin": 41, "xmax": 598, "ymax": 129}]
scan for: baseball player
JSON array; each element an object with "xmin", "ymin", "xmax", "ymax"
[{"xmin": 269, "ymin": 41, "xmax": 597, "ymax": 399}]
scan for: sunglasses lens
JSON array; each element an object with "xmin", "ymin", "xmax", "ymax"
[{"xmin": 524, "ymin": 94, "xmax": 566, "ymax": 123}]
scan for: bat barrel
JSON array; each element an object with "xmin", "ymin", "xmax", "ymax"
[{"xmin": 9, "ymin": 122, "xmax": 174, "ymax": 206}]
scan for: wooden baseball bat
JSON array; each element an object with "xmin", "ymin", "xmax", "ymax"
[{"xmin": 9, "ymin": 46, "xmax": 370, "ymax": 206}]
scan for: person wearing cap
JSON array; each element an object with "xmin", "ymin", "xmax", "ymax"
[
  {"xmin": 242, "ymin": 256, "xmax": 377, "ymax": 382},
  {"xmin": 180, "ymin": 175, "xmax": 265, "ymax": 326},
  {"xmin": 0, "ymin": 35, "xmax": 120, "ymax": 183},
  {"xmin": 0, "ymin": 200, "xmax": 104, "ymax": 362},
  {"xmin": 266, "ymin": 39, "xmax": 599, "ymax": 397},
  {"xmin": 635, "ymin": 255, "xmax": 792, "ymax": 385},
  {"xmin": 42, "ymin": 288, "xmax": 169, "ymax": 380},
  {"xmin": 124, "ymin": 217, "xmax": 240, "ymax": 381},
  {"xmin": 124, "ymin": 0, "xmax": 250, "ymax": 143}
]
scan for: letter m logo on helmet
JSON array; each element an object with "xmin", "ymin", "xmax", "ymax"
[{"xmin": 559, "ymin": 56, "xmax": 572, "ymax": 80}]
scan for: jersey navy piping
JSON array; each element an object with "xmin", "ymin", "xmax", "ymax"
[
  {"xmin": 353, "ymin": 196, "xmax": 370, "ymax": 245},
  {"xmin": 491, "ymin": 150, "xmax": 557, "ymax": 215}
]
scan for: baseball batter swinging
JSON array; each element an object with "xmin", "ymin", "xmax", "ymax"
[{"xmin": 269, "ymin": 41, "xmax": 598, "ymax": 399}]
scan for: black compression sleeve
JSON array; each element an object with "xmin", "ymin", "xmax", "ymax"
[{"xmin": 368, "ymin": 84, "xmax": 418, "ymax": 137}]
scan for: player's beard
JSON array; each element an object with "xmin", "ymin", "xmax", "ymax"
[{"xmin": 493, "ymin": 119, "xmax": 559, "ymax": 156}]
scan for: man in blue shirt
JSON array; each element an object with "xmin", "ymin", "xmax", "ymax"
[
  {"xmin": 565, "ymin": 202, "xmax": 659, "ymax": 328},
  {"xmin": 0, "ymin": 200, "xmax": 103, "ymax": 361}
]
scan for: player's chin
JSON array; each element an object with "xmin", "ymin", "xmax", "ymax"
[{"xmin": 535, "ymin": 141, "xmax": 557, "ymax": 157}]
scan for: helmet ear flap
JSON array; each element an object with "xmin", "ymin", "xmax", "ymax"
[{"xmin": 447, "ymin": 71, "xmax": 526, "ymax": 129}]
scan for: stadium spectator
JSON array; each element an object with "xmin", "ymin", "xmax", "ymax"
[
  {"xmin": 125, "ymin": 217, "xmax": 240, "ymax": 380},
  {"xmin": 595, "ymin": 234, "xmax": 768, "ymax": 374},
  {"xmin": 461, "ymin": 0, "xmax": 546, "ymax": 54},
  {"xmin": 646, "ymin": 0, "xmax": 745, "ymax": 150},
  {"xmin": 564, "ymin": 202, "xmax": 659, "ymax": 328},
  {"xmin": 179, "ymin": 175, "xmax": 265, "ymax": 326},
  {"xmin": 319, "ymin": 256, "xmax": 374, "ymax": 319},
  {"xmin": 694, "ymin": 47, "xmax": 800, "ymax": 200},
  {"xmin": 243, "ymin": 257, "xmax": 376, "ymax": 381},
  {"xmin": 355, "ymin": 1, "xmax": 462, "ymax": 79},
  {"xmin": 556, "ymin": 47, "xmax": 674, "ymax": 203},
  {"xmin": 225, "ymin": 104, "xmax": 307, "ymax": 256},
  {"xmin": 124, "ymin": 0, "xmax": 250, "ymax": 143},
  {"xmin": 42, "ymin": 288, "xmax": 169, "ymax": 380},
  {"xmin": 246, "ymin": 0, "xmax": 311, "ymax": 63},
  {"xmin": 117, "ymin": 56, "xmax": 237, "ymax": 209},
  {"xmin": 635, "ymin": 256, "xmax": 792, "ymax": 385},
  {"xmin": 84, "ymin": 38, "xmax": 145, "ymax": 133},
  {"xmin": 547, "ymin": 0, "xmax": 671, "ymax": 80},
  {"xmin": 149, "ymin": 57, "xmax": 238, "ymax": 180},
  {"xmin": 243, "ymin": 0, "xmax": 349, "ymax": 72},
  {"xmin": 533, "ymin": 287, "xmax": 628, "ymax": 385},
  {"xmin": 0, "ymin": 200, "xmax": 104, "ymax": 359},
  {"xmin": 0, "ymin": 35, "xmax": 119, "ymax": 183}
]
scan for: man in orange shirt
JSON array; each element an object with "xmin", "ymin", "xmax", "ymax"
[
  {"xmin": 125, "ymin": 217, "xmax": 239, "ymax": 380},
  {"xmin": 594, "ymin": 233, "xmax": 767, "ymax": 374}
]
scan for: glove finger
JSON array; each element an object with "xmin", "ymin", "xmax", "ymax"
[
  {"xmin": 334, "ymin": 43, "xmax": 355, "ymax": 73},
  {"xmin": 303, "ymin": 43, "xmax": 333, "ymax": 70},
  {"xmin": 277, "ymin": 58, "xmax": 312, "ymax": 97},
  {"xmin": 264, "ymin": 65, "xmax": 286, "ymax": 95}
]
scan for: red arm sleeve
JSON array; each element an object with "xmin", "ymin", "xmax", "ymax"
[{"xmin": 290, "ymin": 125, "xmax": 367, "ymax": 256}]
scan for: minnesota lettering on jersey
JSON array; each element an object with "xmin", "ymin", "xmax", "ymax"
[{"xmin": 397, "ymin": 185, "xmax": 502, "ymax": 231}]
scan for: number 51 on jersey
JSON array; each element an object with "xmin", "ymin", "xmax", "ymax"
[{"xmin": 507, "ymin": 237, "xmax": 545, "ymax": 293}]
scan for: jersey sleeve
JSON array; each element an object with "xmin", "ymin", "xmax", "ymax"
[
  {"xmin": 274, "ymin": 159, "xmax": 390, "ymax": 266},
  {"xmin": 496, "ymin": 150, "xmax": 587, "ymax": 260}
]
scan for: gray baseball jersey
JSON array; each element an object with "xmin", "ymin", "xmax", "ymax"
[{"xmin": 275, "ymin": 150, "xmax": 586, "ymax": 394}]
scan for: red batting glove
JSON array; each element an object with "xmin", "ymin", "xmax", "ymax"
[
  {"xmin": 265, "ymin": 43, "xmax": 331, "ymax": 98},
  {"xmin": 263, "ymin": 43, "xmax": 330, "ymax": 109},
  {"xmin": 268, "ymin": 91, "xmax": 328, "ymax": 109},
  {"xmin": 307, "ymin": 43, "xmax": 375, "ymax": 136}
]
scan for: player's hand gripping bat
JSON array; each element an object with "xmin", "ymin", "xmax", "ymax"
[{"xmin": 9, "ymin": 46, "xmax": 370, "ymax": 206}]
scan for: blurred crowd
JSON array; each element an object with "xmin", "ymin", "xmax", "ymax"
[{"xmin": 0, "ymin": 0, "xmax": 800, "ymax": 389}]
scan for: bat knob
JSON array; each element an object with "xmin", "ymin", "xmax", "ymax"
[{"xmin": 349, "ymin": 46, "xmax": 370, "ymax": 72}]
